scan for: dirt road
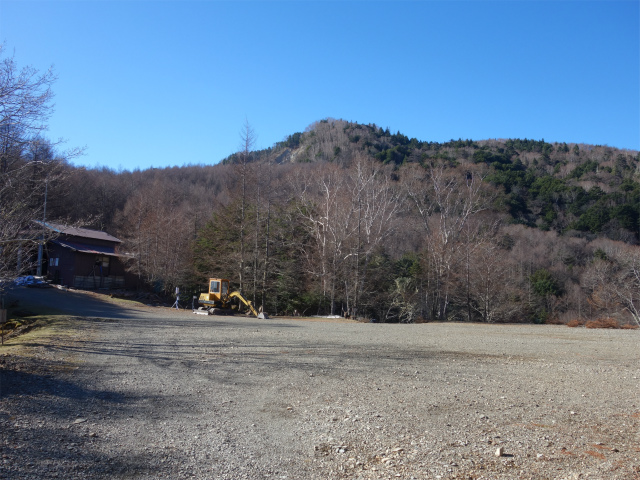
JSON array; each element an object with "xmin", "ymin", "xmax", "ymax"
[{"xmin": 1, "ymin": 289, "xmax": 639, "ymax": 479}]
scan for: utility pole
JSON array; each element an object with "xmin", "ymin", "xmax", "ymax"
[
  {"xmin": 36, "ymin": 177, "xmax": 48, "ymax": 276},
  {"xmin": 354, "ymin": 193, "xmax": 361, "ymax": 320}
]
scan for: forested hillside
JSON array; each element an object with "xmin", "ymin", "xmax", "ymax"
[{"xmin": 28, "ymin": 119, "xmax": 640, "ymax": 325}]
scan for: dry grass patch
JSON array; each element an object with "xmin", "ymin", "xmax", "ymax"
[
  {"xmin": 585, "ymin": 317, "xmax": 619, "ymax": 329},
  {"xmin": 567, "ymin": 317, "xmax": 638, "ymax": 329},
  {"xmin": 0, "ymin": 315, "xmax": 79, "ymax": 347},
  {"xmin": 584, "ymin": 450, "xmax": 607, "ymax": 460}
]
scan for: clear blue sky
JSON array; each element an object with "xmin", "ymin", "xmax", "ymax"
[{"xmin": 1, "ymin": 1, "xmax": 638, "ymax": 171}]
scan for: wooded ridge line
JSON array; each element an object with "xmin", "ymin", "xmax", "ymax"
[{"xmin": 5, "ymin": 118, "xmax": 636, "ymax": 326}]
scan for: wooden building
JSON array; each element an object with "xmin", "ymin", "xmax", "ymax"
[{"xmin": 38, "ymin": 222, "xmax": 133, "ymax": 289}]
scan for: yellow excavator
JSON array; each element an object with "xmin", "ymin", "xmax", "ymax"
[{"xmin": 196, "ymin": 278, "xmax": 267, "ymax": 318}]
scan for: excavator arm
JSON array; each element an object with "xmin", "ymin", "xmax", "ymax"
[{"xmin": 227, "ymin": 291, "xmax": 259, "ymax": 318}]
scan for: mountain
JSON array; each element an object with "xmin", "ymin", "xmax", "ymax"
[
  {"xmin": 225, "ymin": 119, "xmax": 640, "ymax": 243},
  {"xmin": 38, "ymin": 118, "xmax": 639, "ymax": 325}
]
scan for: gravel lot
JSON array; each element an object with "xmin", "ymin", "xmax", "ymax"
[{"xmin": 1, "ymin": 289, "xmax": 639, "ymax": 479}]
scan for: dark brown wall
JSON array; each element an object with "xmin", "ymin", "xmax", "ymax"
[
  {"xmin": 45, "ymin": 235, "xmax": 129, "ymax": 288},
  {"xmin": 45, "ymin": 243, "xmax": 77, "ymax": 287}
]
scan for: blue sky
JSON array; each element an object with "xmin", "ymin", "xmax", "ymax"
[{"xmin": 0, "ymin": 0, "xmax": 638, "ymax": 171}]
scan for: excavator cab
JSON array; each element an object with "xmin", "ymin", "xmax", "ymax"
[
  {"xmin": 209, "ymin": 278, "xmax": 229, "ymax": 301},
  {"xmin": 199, "ymin": 278, "xmax": 229, "ymax": 304}
]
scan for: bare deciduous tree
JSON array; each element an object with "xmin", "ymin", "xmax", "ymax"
[
  {"xmin": 347, "ymin": 156, "xmax": 402, "ymax": 317},
  {"xmin": 582, "ymin": 241, "xmax": 640, "ymax": 326},
  {"xmin": 116, "ymin": 183, "xmax": 193, "ymax": 295},
  {"xmin": 402, "ymin": 162, "xmax": 490, "ymax": 320},
  {"xmin": 293, "ymin": 162, "xmax": 352, "ymax": 314},
  {"xmin": 0, "ymin": 48, "xmax": 71, "ymax": 291}
]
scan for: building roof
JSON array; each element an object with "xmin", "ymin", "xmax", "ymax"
[
  {"xmin": 35, "ymin": 221, "xmax": 122, "ymax": 243},
  {"xmin": 51, "ymin": 239, "xmax": 123, "ymax": 256}
]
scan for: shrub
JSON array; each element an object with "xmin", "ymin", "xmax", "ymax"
[
  {"xmin": 546, "ymin": 316, "xmax": 564, "ymax": 325},
  {"xmin": 621, "ymin": 323, "xmax": 639, "ymax": 330},
  {"xmin": 585, "ymin": 317, "xmax": 619, "ymax": 329},
  {"xmin": 566, "ymin": 319, "xmax": 583, "ymax": 328}
]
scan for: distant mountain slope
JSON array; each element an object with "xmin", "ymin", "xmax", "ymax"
[{"xmin": 224, "ymin": 118, "xmax": 639, "ymax": 242}]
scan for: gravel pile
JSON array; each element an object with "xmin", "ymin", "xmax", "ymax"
[{"xmin": 1, "ymin": 307, "xmax": 639, "ymax": 479}]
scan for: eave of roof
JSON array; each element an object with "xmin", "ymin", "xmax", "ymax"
[
  {"xmin": 51, "ymin": 239, "xmax": 129, "ymax": 257},
  {"xmin": 35, "ymin": 221, "xmax": 122, "ymax": 243}
]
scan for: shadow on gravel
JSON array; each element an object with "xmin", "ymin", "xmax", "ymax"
[
  {"xmin": 0, "ymin": 362, "xmax": 125, "ymax": 403},
  {"xmin": 20, "ymin": 331, "xmax": 511, "ymax": 390},
  {"xmin": 1, "ymin": 355, "xmax": 177, "ymax": 479},
  {"xmin": 0, "ymin": 418, "xmax": 175, "ymax": 479},
  {"xmin": 112, "ymin": 316, "xmax": 303, "ymax": 329}
]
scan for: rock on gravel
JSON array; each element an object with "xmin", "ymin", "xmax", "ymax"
[{"xmin": 1, "ymin": 310, "xmax": 639, "ymax": 479}]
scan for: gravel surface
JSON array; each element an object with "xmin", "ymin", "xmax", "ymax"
[{"xmin": 1, "ymin": 289, "xmax": 639, "ymax": 479}]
